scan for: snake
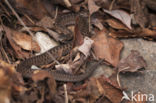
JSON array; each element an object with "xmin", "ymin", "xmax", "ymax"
[{"xmin": 16, "ymin": 13, "xmax": 101, "ymax": 82}]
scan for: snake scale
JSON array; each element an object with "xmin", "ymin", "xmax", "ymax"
[{"xmin": 16, "ymin": 13, "xmax": 100, "ymax": 82}]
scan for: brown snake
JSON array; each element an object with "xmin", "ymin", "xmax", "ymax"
[{"xmin": 16, "ymin": 13, "xmax": 100, "ymax": 82}]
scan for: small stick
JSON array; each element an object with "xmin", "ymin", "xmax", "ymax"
[
  {"xmin": 109, "ymin": 0, "xmax": 116, "ymax": 10},
  {"xmin": 64, "ymin": 84, "xmax": 68, "ymax": 103}
]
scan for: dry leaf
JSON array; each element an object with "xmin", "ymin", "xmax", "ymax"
[
  {"xmin": 103, "ymin": 9, "xmax": 132, "ymax": 29},
  {"xmin": 32, "ymin": 70, "xmax": 56, "ymax": 95},
  {"xmin": 74, "ymin": 16, "xmax": 84, "ymax": 47},
  {"xmin": 4, "ymin": 27, "xmax": 33, "ymax": 58},
  {"xmin": 105, "ymin": 19, "xmax": 130, "ymax": 31},
  {"xmin": 88, "ymin": 0, "xmax": 100, "ymax": 15},
  {"xmin": 78, "ymin": 37, "xmax": 94, "ymax": 57},
  {"xmin": 92, "ymin": 18, "xmax": 104, "ymax": 30},
  {"xmin": 12, "ymin": 31, "xmax": 40, "ymax": 52},
  {"xmin": 35, "ymin": 32, "xmax": 58, "ymax": 55},
  {"xmin": 93, "ymin": 29, "xmax": 123, "ymax": 67},
  {"xmin": 118, "ymin": 50, "xmax": 147, "ymax": 73},
  {"xmin": 55, "ymin": 64, "xmax": 72, "ymax": 74},
  {"xmin": 86, "ymin": 76, "xmax": 123, "ymax": 103},
  {"xmin": 0, "ymin": 60, "xmax": 25, "ymax": 103},
  {"xmin": 14, "ymin": 0, "xmax": 49, "ymax": 20}
]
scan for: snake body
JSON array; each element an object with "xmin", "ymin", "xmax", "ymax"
[{"xmin": 16, "ymin": 13, "xmax": 99, "ymax": 82}]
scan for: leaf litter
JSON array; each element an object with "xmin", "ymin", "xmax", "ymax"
[{"xmin": 0, "ymin": 0, "xmax": 155, "ymax": 103}]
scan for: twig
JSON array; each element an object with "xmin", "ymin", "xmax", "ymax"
[
  {"xmin": 109, "ymin": 0, "xmax": 116, "ymax": 10},
  {"xmin": 64, "ymin": 84, "xmax": 68, "ymax": 103},
  {"xmin": 4, "ymin": 0, "xmax": 60, "ymax": 65},
  {"xmin": 64, "ymin": 0, "xmax": 72, "ymax": 7},
  {"xmin": 0, "ymin": 20, "xmax": 11, "ymax": 63},
  {"xmin": 88, "ymin": 14, "xmax": 91, "ymax": 32},
  {"xmin": 54, "ymin": 7, "xmax": 58, "ymax": 20}
]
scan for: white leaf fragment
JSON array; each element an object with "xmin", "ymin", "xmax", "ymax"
[
  {"xmin": 78, "ymin": 37, "xmax": 94, "ymax": 57},
  {"xmin": 35, "ymin": 32, "xmax": 58, "ymax": 55}
]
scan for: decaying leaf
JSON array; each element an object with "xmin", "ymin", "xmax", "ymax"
[
  {"xmin": 32, "ymin": 70, "xmax": 57, "ymax": 96},
  {"xmin": 74, "ymin": 16, "xmax": 84, "ymax": 46},
  {"xmin": 12, "ymin": 30, "xmax": 40, "ymax": 52},
  {"xmin": 92, "ymin": 18, "xmax": 104, "ymax": 30},
  {"xmin": 118, "ymin": 50, "xmax": 147, "ymax": 73},
  {"xmin": 4, "ymin": 26, "xmax": 40, "ymax": 51},
  {"xmin": 88, "ymin": 0, "xmax": 100, "ymax": 15},
  {"xmin": 35, "ymin": 32, "xmax": 58, "ymax": 55},
  {"xmin": 78, "ymin": 37, "xmax": 94, "ymax": 57},
  {"xmin": 4, "ymin": 26, "xmax": 40, "ymax": 58},
  {"xmin": 86, "ymin": 76, "xmax": 123, "ymax": 103},
  {"xmin": 103, "ymin": 9, "xmax": 132, "ymax": 29},
  {"xmin": 105, "ymin": 19, "xmax": 130, "ymax": 31},
  {"xmin": 0, "ymin": 60, "xmax": 25, "ymax": 103},
  {"xmin": 93, "ymin": 29, "xmax": 123, "ymax": 67}
]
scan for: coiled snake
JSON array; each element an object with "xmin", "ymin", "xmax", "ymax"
[{"xmin": 16, "ymin": 13, "xmax": 101, "ymax": 82}]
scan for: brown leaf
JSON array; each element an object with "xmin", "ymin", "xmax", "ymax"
[
  {"xmin": 118, "ymin": 50, "xmax": 147, "ymax": 73},
  {"xmin": 74, "ymin": 16, "xmax": 84, "ymax": 47},
  {"xmin": 12, "ymin": 31, "xmax": 40, "ymax": 52},
  {"xmin": 93, "ymin": 29, "xmax": 123, "ymax": 67},
  {"xmin": 87, "ymin": 76, "xmax": 123, "ymax": 103},
  {"xmin": 0, "ymin": 60, "xmax": 25, "ymax": 103},
  {"xmin": 32, "ymin": 70, "xmax": 57, "ymax": 95},
  {"xmin": 105, "ymin": 19, "xmax": 130, "ymax": 31},
  {"xmin": 14, "ymin": 0, "xmax": 49, "ymax": 20},
  {"xmin": 4, "ymin": 26, "xmax": 40, "ymax": 58},
  {"xmin": 92, "ymin": 18, "xmax": 104, "ymax": 30},
  {"xmin": 88, "ymin": 0, "xmax": 100, "ymax": 15},
  {"xmin": 103, "ymin": 9, "xmax": 132, "ymax": 29}
]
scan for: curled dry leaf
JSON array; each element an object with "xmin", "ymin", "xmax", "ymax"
[
  {"xmin": 105, "ymin": 19, "xmax": 130, "ymax": 31},
  {"xmin": 88, "ymin": 0, "xmax": 100, "ymax": 15},
  {"xmin": 118, "ymin": 50, "xmax": 147, "ymax": 73},
  {"xmin": 78, "ymin": 37, "xmax": 94, "ymax": 57},
  {"xmin": 103, "ymin": 9, "xmax": 132, "ymax": 29},
  {"xmin": 35, "ymin": 32, "xmax": 58, "ymax": 55},
  {"xmin": 93, "ymin": 29, "xmax": 123, "ymax": 67}
]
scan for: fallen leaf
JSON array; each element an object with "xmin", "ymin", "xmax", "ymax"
[
  {"xmin": 86, "ymin": 76, "xmax": 123, "ymax": 103},
  {"xmin": 32, "ymin": 70, "xmax": 57, "ymax": 95},
  {"xmin": 14, "ymin": 0, "xmax": 50, "ymax": 20},
  {"xmin": 97, "ymin": 76, "xmax": 123, "ymax": 103},
  {"xmin": 92, "ymin": 18, "xmax": 104, "ymax": 30},
  {"xmin": 78, "ymin": 37, "xmax": 94, "ymax": 57},
  {"xmin": 118, "ymin": 50, "xmax": 147, "ymax": 73},
  {"xmin": 35, "ymin": 32, "xmax": 58, "ymax": 55},
  {"xmin": 12, "ymin": 31, "xmax": 40, "ymax": 52},
  {"xmin": 103, "ymin": 9, "xmax": 132, "ymax": 29},
  {"xmin": 88, "ymin": 0, "xmax": 100, "ymax": 15},
  {"xmin": 36, "ymin": 16, "xmax": 55, "ymax": 28},
  {"xmin": 4, "ymin": 26, "xmax": 40, "ymax": 58},
  {"xmin": 0, "ymin": 60, "xmax": 25, "ymax": 103},
  {"xmin": 93, "ymin": 29, "xmax": 123, "ymax": 67},
  {"xmin": 105, "ymin": 19, "xmax": 130, "ymax": 31},
  {"xmin": 4, "ymin": 26, "xmax": 40, "ymax": 52},
  {"xmin": 74, "ymin": 16, "xmax": 84, "ymax": 47},
  {"xmin": 55, "ymin": 64, "xmax": 72, "ymax": 74}
]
